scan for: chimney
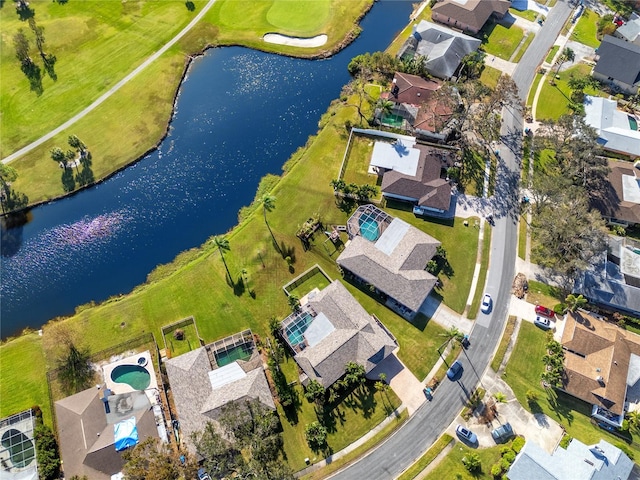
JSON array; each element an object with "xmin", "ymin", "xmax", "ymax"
[{"xmin": 596, "ymin": 376, "xmax": 605, "ymax": 386}]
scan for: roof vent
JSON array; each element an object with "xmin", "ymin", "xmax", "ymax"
[{"xmin": 597, "ymin": 376, "xmax": 605, "ymax": 386}]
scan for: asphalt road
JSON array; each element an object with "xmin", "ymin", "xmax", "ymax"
[{"xmin": 330, "ymin": 3, "xmax": 574, "ymax": 478}]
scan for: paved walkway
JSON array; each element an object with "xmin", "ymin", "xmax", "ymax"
[
  {"xmin": 2, "ymin": 0, "xmax": 219, "ymax": 164},
  {"xmin": 419, "ymin": 296, "xmax": 474, "ymax": 334}
]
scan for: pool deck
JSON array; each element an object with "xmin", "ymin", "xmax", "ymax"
[{"xmin": 101, "ymin": 350, "xmax": 159, "ymax": 397}]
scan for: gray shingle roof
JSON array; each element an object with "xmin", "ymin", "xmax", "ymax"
[
  {"xmin": 54, "ymin": 389, "xmax": 158, "ymax": 480},
  {"xmin": 593, "ymin": 35, "xmax": 640, "ymax": 86},
  {"xmin": 432, "ymin": 0, "xmax": 510, "ymax": 32},
  {"xmin": 291, "ymin": 281, "xmax": 396, "ymax": 387},
  {"xmin": 337, "ymin": 213, "xmax": 440, "ymax": 312},
  {"xmin": 616, "ymin": 13, "xmax": 640, "ymax": 43},
  {"xmin": 165, "ymin": 346, "xmax": 274, "ymax": 450},
  {"xmin": 401, "ymin": 21, "xmax": 481, "ymax": 79}
]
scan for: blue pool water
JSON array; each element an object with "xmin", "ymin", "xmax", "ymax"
[
  {"xmin": 110, "ymin": 364, "xmax": 151, "ymax": 391},
  {"xmin": 285, "ymin": 313, "xmax": 314, "ymax": 346},
  {"xmin": 360, "ymin": 218, "xmax": 380, "ymax": 242}
]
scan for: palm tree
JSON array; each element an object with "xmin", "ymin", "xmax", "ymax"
[
  {"xmin": 555, "ymin": 47, "xmax": 575, "ymax": 76},
  {"xmin": 627, "ymin": 411, "xmax": 640, "ymax": 431},
  {"xmin": 261, "ymin": 193, "xmax": 282, "ymax": 255},
  {"xmin": 564, "ymin": 293, "xmax": 588, "ymax": 313},
  {"xmin": 212, "ymin": 236, "xmax": 231, "ymax": 280},
  {"xmin": 440, "ymin": 326, "xmax": 465, "ymax": 344}
]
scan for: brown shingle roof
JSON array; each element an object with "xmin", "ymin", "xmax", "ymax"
[
  {"xmin": 432, "ymin": 0, "xmax": 510, "ymax": 32},
  {"xmin": 561, "ymin": 311, "xmax": 640, "ymax": 415},
  {"xmin": 590, "ymin": 159, "xmax": 640, "ymax": 225},
  {"xmin": 386, "ymin": 72, "xmax": 442, "ymax": 106}
]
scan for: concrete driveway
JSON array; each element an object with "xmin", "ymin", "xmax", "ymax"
[
  {"xmin": 447, "ymin": 370, "xmax": 564, "ymax": 453},
  {"xmin": 368, "ymin": 352, "xmax": 426, "ymax": 415}
]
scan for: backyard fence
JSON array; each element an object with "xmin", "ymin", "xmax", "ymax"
[
  {"xmin": 282, "ymin": 264, "xmax": 332, "ymax": 297},
  {"xmin": 160, "ymin": 316, "xmax": 202, "ymax": 351}
]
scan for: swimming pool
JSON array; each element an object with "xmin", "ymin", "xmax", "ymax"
[
  {"xmin": 359, "ymin": 218, "xmax": 380, "ymax": 242},
  {"xmin": 110, "ymin": 365, "xmax": 151, "ymax": 391},
  {"xmin": 285, "ymin": 312, "xmax": 313, "ymax": 346},
  {"xmin": 1, "ymin": 428, "xmax": 35, "ymax": 469},
  {"xmin": 214, "ymin": 343, "xmax": 253, "ymax": 367}
]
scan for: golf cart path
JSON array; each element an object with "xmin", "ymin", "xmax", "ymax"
[{"xmin": 2, "ymin": 0, "xmax": 218, "ymax": 164}]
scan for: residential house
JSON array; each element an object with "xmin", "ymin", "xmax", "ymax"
[
  {"xmin": 379, "ymin": 72, "xmax": 457, "ymax": 141},
  {"xmin": 614, "ymin": 12, "xmax": 640, "ymax": 46},
  {"xmin": 590, "ymin": 159, "xmax": 640, "ymax": 226},
  {"xmin": 55, "ymin": 389, "xmax": 159, "ymax": 480},
  {"xmin": 592, "ymin": 35, "xmax": 640, "ymax": 95},
  {"xmin": 431, "ymin": 0, "xmax": 510, "ymax": 35},
  {"xmin": 398, "ymin": 20, "xmax": 481, "ymax": 79},
  {"xmin": 368, "ymin": 138, "xmax": 455, "ymax": 216},
  {"xmin": 0, "ymin": 410, "xmax": 39, "ymax": 480},
  {"xmin": 164, "ymin": 331, "xmax": 275, "ymax": 451},
  {"xmin": 576, "ymin": 235, "xmax": 640, "ymax": 318},
  {"xmin": 507, "ymin": 438, "xmax": 633, "ymax": 480},
  {"xmin": 559, "ymin": 310, "xmax": 640, "ymax": 427},
  {"xmin": 583, "ymin": 96, "xmax": 640, "ymax": 157},
  {"xmin": 337, "ymin": 204, "xmax": 441, "ymax": 319},
  {"xmin": 280, "ymin": 280, "xmax": 396, "ymax": 387}
]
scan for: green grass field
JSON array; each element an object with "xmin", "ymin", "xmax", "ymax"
[
  {"xmin": 535, "ymin": 64, "xmax": 598, "ymax": 121},
  {"xmin": 479, "ymin": 65, "xmax": 502, "ymax": 89},
  {"xmin": 287, "ymin": 269, "xmax": 332, "ymax": 299},
  {"xmin": 467, "ymin": 222, "xmax": 491, "ymax": 320},
  {"xmin": 505, "ymin": 322, "xmax": 640, "ymax": 456},
  {"xmin": 491, "ymin": 315, "xmax": 517, "ymax": 372},
  {"xmin": 512, "ymin": 33, "xmax": 534, "ymax": 63},
  {"xmin": 422, "ymin": 441, "xmax": 508, "ymax": 480},
  {"xmin": 481, "ymin": 22, "xmax": 525, "ymax": 61},
  {"xmin": 527, "ymin": 72, "xmax": 543, "ymax": 107},
  {"xmin": 518, "ymin": 217, "xmax": 527, "ymax": 259},
  {"xmin": 342, "ymin": 134, "xmax": 379, "ymax": 187},
  {"xmin": 545, "ymin": 45, "xmax": 560, "ymax": 64},
  {"xmin": 397, "ymin": 434, "xmax": 453, "ymax": 480},
  {"xmin": 2, "ymin": 0, "xmax": 373, "ymax": 208},
  {"xmin": 571, "ymin": 9, "xmax": 601, "ymax": 49},
  {"xmin": 509, "ymin": 8, "xmax": 538, "ymax": 22}
]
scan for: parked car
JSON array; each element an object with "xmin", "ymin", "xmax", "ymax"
[
  {"xmin": 535, "ymin": 305, "xmax": 554, "ymax": 318},
  {"xmin": 197, "ymin": 469, "xmax": 211, "ymax": 480},
  {"xmin": 491, "ymin": 423, "xmax": 514, "ymax": 443},
  {"xmin": 481, "ymin": 294, "xmax": 492, "ymax": 314},
  {"xmin": 456, "ymin": 424, "xmax": 478, "ymax": 444},
  {"xmin": 534, "ymin": 316, "xmax": 551, "ymax": 330},
  {"xmin": 447, "ymin": 360, "xmax": 463, "ymax": 380}
]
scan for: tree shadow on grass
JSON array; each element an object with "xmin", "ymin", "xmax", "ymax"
[
  {"xmin": 75, "ymin": 153, "xmax": 94, "ymax": 187},
  {"xmin": 546, "ymin": 389, "xmax": 575, "ymax": 426},
  {"xmin": 61, "ymin": 168, "xmax": 75, "ymax": 192},
  {"xmin": 233, "ymin": 274, "xmax": 246, "ymax": 296}
]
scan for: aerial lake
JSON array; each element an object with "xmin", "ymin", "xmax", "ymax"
[{"xmin": 0, "ymin": 0, "xmax": 414, "ymax": 337}]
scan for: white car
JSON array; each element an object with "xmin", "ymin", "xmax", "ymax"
[{"xmin": 481, "ymin": 294, "xmax": 492, "ymax": 314}]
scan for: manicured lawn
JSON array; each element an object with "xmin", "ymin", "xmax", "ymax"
[
  {"xmin": 545, "ymin": 45, "xmax": 560, "ymax": 64},
  {"xmin": 481, "ymin": 22, "xmax": 525, "ymax": 61},
  {"xmin": 3, "ymin": 0, "xmax": 373, "ymax": 207},
  {"xmin": 504, "ymin": 321, "xmax": 640, "ymax": 456},
  {"xmin": 341, "ymin": 134, "xmax": 380, "ymax": 188},
  {"xmin": 512, "ymin": 32, "xmax": 535, "ymax": 63},
  {"xmin": 479, "ymin": 65, "xmax": 502, "ymax": 89},
  {"xmin": 467, "ymin": 222, "xmax": 491, "ymax": 320},
  {"xmin": 397, "ymin": 433, "xmax": 453, "ymax": 480},
  {"xmin": 535, "ymin": 64, "xmax": 598, "ymax": 121},
  {"xmin": 525, "ymin": 280, "xmax": 563, "ymax": 308},
  {"xmin": 460, "ymin": 148, "xmax": 486, "ymax": 197},
  {"xmin": 422, "ymin": 441, "xmax": 508, "ymax": 480},
  {"xmin": 302, "ymin": 409, "xmax": 409, "ymax": 480},
  {"xmin": 491, "ymin": 315, "xmax": 517, "ymax": 372},
  {"xmin": 0, "ymin": 333, "xmax": 51, "ymax": 426},
  {"xmin": 518, "ymin": 217, "xmax": 527, "ymax": 259},
  {"xmin": 509, "ymin": 8, "xmax": 538, "ymax": 22},
  {"xmin": 527, "ymin": 72, "xmax": 543, "ymax": 107},
  {"xmin": 288, "ymin": 269, "xmax": 332, "ymax": 299},
  {"xmin": 571, "ymin": 9, "xmax": 601, "ymax": 49},
  {"xmin": 163, "ymin": 321, "xmax": 200, "ymax": 357}
]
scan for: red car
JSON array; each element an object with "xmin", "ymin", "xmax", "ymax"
[{"xmin": 535, "ymin": 305, "xmax": 554, "ymax": 318}]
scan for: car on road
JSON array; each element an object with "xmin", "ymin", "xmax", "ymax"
[
  {"xmin": 534, "ymin": 316, "xmax": 551, "ymax": 330},
  {"xmin": 447, "ymin": 360, "xmax": 463, "ymax": 380},
  {"xmin": 535, "ymin": 305, "xmax": 554, "ymax": 318},
  {"xmin": 456, "ymin": 424, "xmax": 477, "ymax": 444},
  {"xmin": 491, "ymin": 423, "xmax": 514, "ymax": 443},
  {"xmin": 481, "ymin": 294, "xmax": 492, "ymax": 314},
  {"xmin": 197, "ymin": 469, "xmax": 211, "ymax": 480}
]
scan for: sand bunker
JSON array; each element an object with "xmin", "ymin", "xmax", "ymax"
[{"xmin": 263, "ymin": 33, "xmax": 327, "ymax": 48}]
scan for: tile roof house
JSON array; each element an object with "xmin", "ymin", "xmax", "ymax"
[
  {"xmin": 398, "ymin": 20, "xmax": 481, "ymax": 79},
  {"xmin": 165, "ymin": 336, "xmax": 274, "ymax": 451},
  {"xmin": 576, "ymin": 235, "xmax": 640, "ymax": 318},
  {"xmin": 614, "ymin": 12, "xmax": 640, "ymax": 46},
  {"xmin": 583, "ymin": 96, "xmax": 640, "ymax": 158},
  {"xmin": 590, "ymin": 159, "xmax": 640, "ymax": 226},
  {"xmin": 560, "ymin": 310, "xmax": 640, "ymax": 427},
  {"xmin": 592, "ymin": 35, "xmax": 640, "ymax": 95},
  {"xmin": 374, "ymin": 141, "xmax": 455, "ymax": 216},
  {"xmin": 379, "ymin": 72, "xmax": 457, "ymax": 142},
  {"xmin": 54, "ymin": 389, "xmax": 159, "ymax": 480},
  {"xmin": 431, "ymin": 0, "xmax": 510, "ymax": 35},
  {"xmin": 337, "ymin": 204, "xmax": 440, "ymax": 319},
  {"xmin": 507, "ymin": 438, "xmax": 633, "ymax": 480},
  {"xmin": 280, "ymin": 280, "xmax": 396, "ymax": 387}
]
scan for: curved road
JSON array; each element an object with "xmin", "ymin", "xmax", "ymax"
[
  {"xmin": 331, "ymin": 2, "xmax": 573, "ymax": 478},
  {"xmin": 1, "ymin": 0, "xmax": 217, "ymax": 164}
]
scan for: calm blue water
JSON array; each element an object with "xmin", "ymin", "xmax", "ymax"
[{"xmin": 0, "ymin": 0, "xmax": 414, "ymax": 337}]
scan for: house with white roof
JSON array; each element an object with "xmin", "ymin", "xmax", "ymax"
[
  {"xmin": 615, "ymin": 12, "xmax": 640, "ymax": 46},
  {"xmin": 508, "ymin": 438, "xmax": 633, "ymax": 480},
  {"xmin": 584, "ymin": 95, "xmax": 640, "ymax": 158}
]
